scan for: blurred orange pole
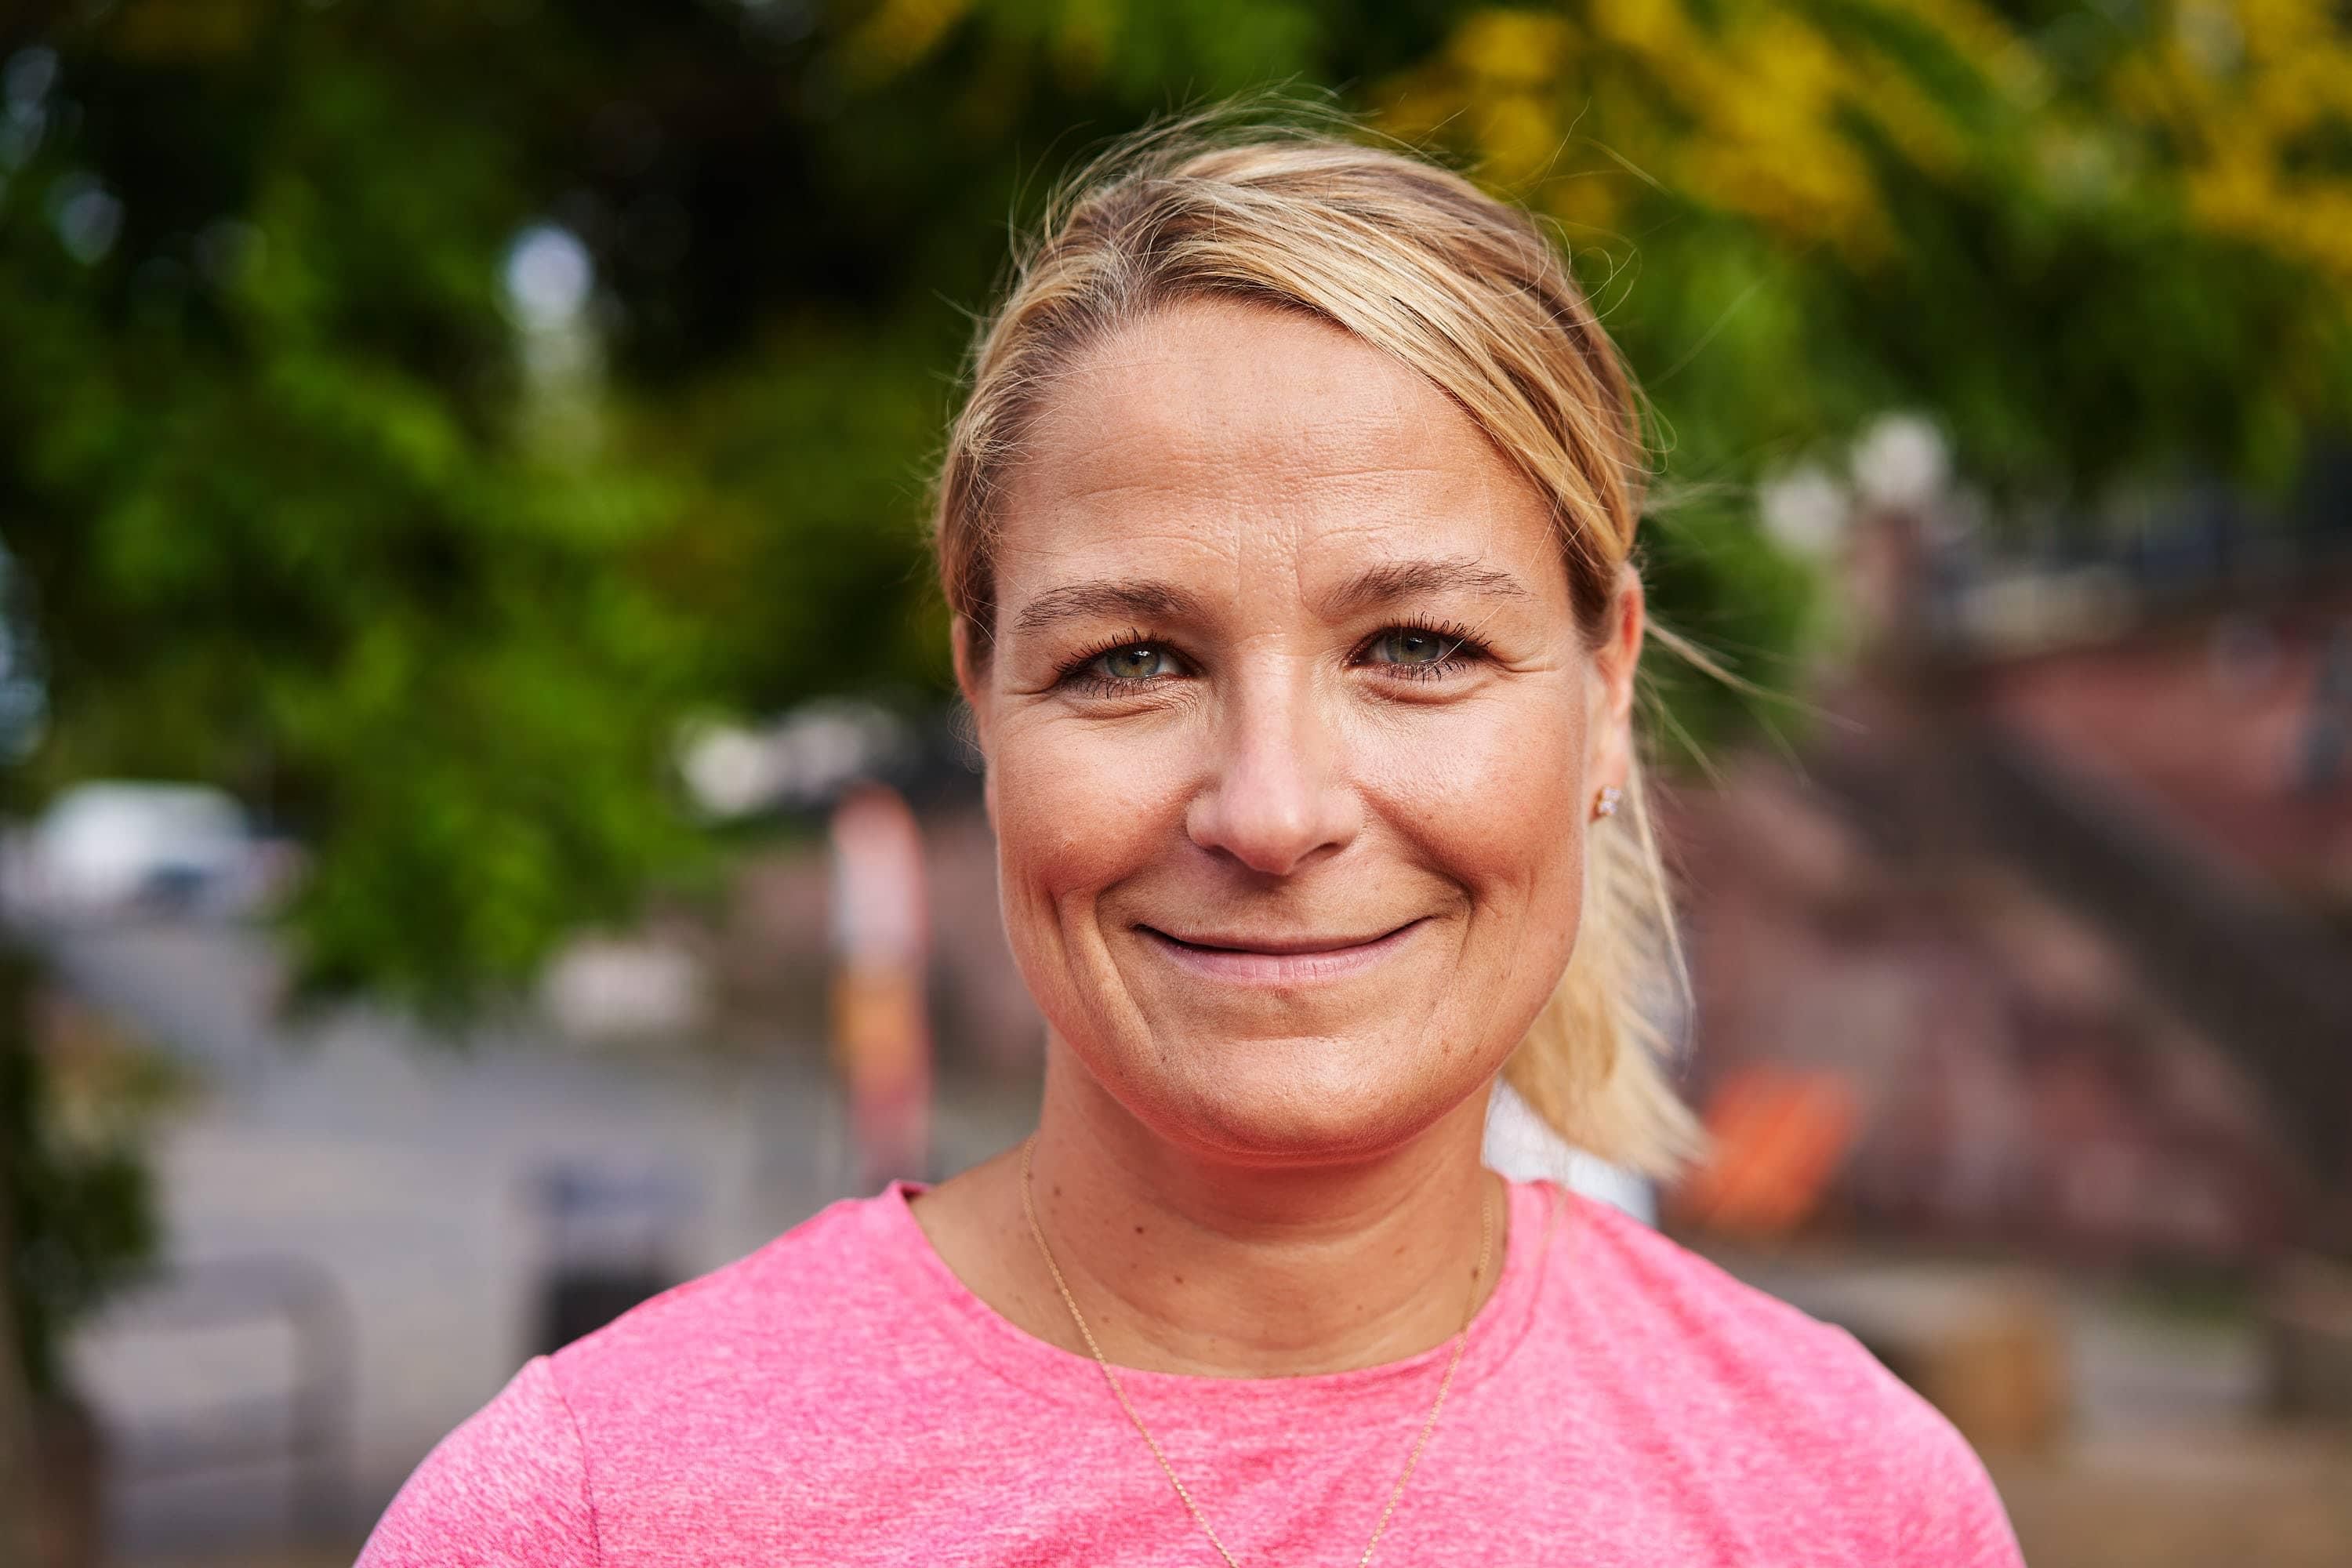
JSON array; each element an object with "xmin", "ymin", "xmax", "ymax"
[{"xmin": 827, "ymin": 783, "xmax": 933, "ymax": 1189}]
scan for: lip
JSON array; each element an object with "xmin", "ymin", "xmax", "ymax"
[{"xmin": 1134, "ymin": 919, "xmax": 1427, "ymax": 985}]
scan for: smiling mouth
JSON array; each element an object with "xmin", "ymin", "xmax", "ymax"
[{"xmin": 1134, "ymin": 919, "xmax": 1427, "ymax": 983}]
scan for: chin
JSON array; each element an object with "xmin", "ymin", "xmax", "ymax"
[{"xmin": 1099, "ymin": 1029, "xmax": 1483, "ymax": 1166}]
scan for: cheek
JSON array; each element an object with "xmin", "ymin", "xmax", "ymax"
[
  {"xmin": 1363, "ymin": 689, "xmax": 1589, "ymax": 913},
  {"xmin": 1364, "ymin": 688, "xmax": 1592, "ymax": 1060},
  {"xmin": 987, "ymin": 712, "xmax": 1191, "ymax": 925}
]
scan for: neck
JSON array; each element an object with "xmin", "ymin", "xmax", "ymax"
[{"xmin": 1000, "ymin": 1040, "xmax": 1505, "ymax": 1377}]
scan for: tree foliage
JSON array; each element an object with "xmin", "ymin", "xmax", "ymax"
[
  {"xmin": 1, "ymin": 956, "xmax": 161, "ymax": 1396},
  {"xmin": 1388, "ymin": 0, "xmax": 2352, "ymax": 501}
]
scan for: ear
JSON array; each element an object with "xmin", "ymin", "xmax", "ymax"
[
  {"xmin": 1584, "ymin": 565, "xmax": 1644, "ymax": 797},
  {"xmin": 950, "ymin": 615, "xmax": 998, "ymax": 820},
  {"xmin": 950, "ymin": 614, "xmax": 987, "ymax": 713}
]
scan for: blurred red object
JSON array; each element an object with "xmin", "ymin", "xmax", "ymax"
[{"xmin": 1671, "ymin": 1066, "xmax": 1860, "ymax": 1236}]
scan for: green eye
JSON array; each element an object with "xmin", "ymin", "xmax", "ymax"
[
  {"xmin": 1367, "ymin": 629, "xmax": 1458, "ymax": 666},
  {"xmin": 1098, "ymin": 644, "xmax": 1172, "ymax": 681}
]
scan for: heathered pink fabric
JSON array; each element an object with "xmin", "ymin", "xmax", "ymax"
[{"xmin": 359, "ymin": 1177, "xmax": 2024, "ymax": 1566}]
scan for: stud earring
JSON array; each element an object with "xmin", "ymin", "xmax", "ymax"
[{"xmin": 1592, "ymin": 785, "xmax": 1622, "ymax": 820}]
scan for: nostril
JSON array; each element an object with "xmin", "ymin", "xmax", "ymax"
[
  {"xmin": 1185, "ymin": 706, "xmax": 1362, "ymax": 874},
  {"xmin": 1185, "ymin": 794, "xmax": 1340, "ymax": 877}
]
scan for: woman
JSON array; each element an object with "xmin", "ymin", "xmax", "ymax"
[{"xmin": 361, "ymin": 120, "xmax": 2024, "ymax": 1566}]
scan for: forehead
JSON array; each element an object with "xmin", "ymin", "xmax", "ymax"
[{"xmin": 993, "ymin": 299, "xmax": 1564, "ymax": 608}]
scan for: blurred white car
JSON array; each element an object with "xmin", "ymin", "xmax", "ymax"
[{"xmin": 14, "ymin": 782, "xmax": 289, "ymax": 919}]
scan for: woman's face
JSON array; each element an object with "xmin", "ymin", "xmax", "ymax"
[{"xmin": 961, "ymin": 299, "xmax": 1641, "ymax": 1164}]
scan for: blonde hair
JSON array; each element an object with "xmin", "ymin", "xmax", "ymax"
[{"xmin": 934, "ymin": 111, "xmax": 1704, "ymax": 1178}]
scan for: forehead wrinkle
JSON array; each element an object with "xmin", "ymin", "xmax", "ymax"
[
  {"xmin": 1033, "ymin": 313, "xmax": 1465, "ymax": 477},
  {"xmin": 995, "ymin": 303, "xmax": 1570, "ymax": 644}
]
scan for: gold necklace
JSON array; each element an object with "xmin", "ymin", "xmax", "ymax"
[{"xmin": 1018, "ymin": 1135, "xmax": 1494, "ymax": 1568}]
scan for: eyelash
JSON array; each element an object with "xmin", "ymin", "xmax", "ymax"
[
  {"xmin": 1361, "ymin": 619, "xmax": 1489, "ymax": 681},
  {"xmin": 1054, "ymin": 627, "xmax": 1170, "ymax": 698},
  {"xmin": 1053, "ymin": 620, "xmax": 1492, "ymax": 695}
]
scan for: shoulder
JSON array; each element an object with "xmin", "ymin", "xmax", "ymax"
[
  {"xmin": 355, "ymin": 1356, "xmax": 597, "ymax": 1567},
  {"xmin": 1550, "ymin": 1191, "xmax": 2023, "ymax": 1564},
  {"xmin": 359, "ymin": 1189, "xmax": 911, "ymax": 1564},
  {"xmin": 523, "ymin": 1186, "xmax": 946, "ymax": 1454},
  {"xmin": 1562, "ymin": 1191, "xmax": 1914, "ymax": 1412},
  {"xmin": 1560, "ymin": 1193, "xmax": 1876, "ymax": 1385},
  {"xmin": 547, "ymin": 1188, "xmax": 898, "ymax": 1392}
]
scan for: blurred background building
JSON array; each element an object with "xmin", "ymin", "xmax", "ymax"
[{"xmin": 0, "ymin": 1, "xmax": 2348, "ymax": 1564}]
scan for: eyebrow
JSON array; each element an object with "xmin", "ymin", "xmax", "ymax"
[
  {"xmin": 1007, "ymin": 556, "xmax": 1530, "ymax": 640},
  {"xmin": 1012, "ymin": 579, "xmax": 1207, "ymax": 637},
  {"xmin": 1322, "ymin": 557, "xmax": 1532, "ymax": 618}
]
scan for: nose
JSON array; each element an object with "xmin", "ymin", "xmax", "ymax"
[{"xmin": 1184, "ymin": 659, "xmax": 1362, "ymax": 877}]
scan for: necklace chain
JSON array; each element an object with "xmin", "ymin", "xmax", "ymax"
[{"xmin": 1018, "ymin": 1135, "xmax": 1493, "ymax": 1568}]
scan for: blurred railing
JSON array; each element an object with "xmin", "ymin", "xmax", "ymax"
[
  {"xmin": 1962, "ymin": 726, "xmax": 2352, "ymax": 1181},
  {"xmin": 1810, "ymin": 710, "xmax": 2352, "ymax": 1194},
  {"xmin": 82, "ymin": 1254, "xmax": 356, "ymax": 1542}
]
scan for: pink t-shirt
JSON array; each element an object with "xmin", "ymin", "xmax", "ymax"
[{"xmin": 359, "ymin": 1178, "xmax": 2023, "ymax": 1566}]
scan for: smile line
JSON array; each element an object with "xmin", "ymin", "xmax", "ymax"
[
  {"xmin": 1137, "ymin": 920, "xmax": 1426, "ymax": 956},
  {"xmin": 1133, "ymin": 919, "xmax": 1428, "ymax": 982}
]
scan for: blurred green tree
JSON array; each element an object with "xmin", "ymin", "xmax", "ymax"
[{"xmin": 1388, "ymin": 0, "xmax": 2352, "ymax": 495}]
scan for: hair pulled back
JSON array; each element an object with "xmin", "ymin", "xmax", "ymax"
[{"xmin": 935, "ymin": 111, "xmax": 1701, "ymax": 1177}]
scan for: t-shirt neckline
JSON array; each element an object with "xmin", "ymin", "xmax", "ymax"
[{"xmin": 869, "ymin": 1171, "xmax": 1574, "ymax": 1410}]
